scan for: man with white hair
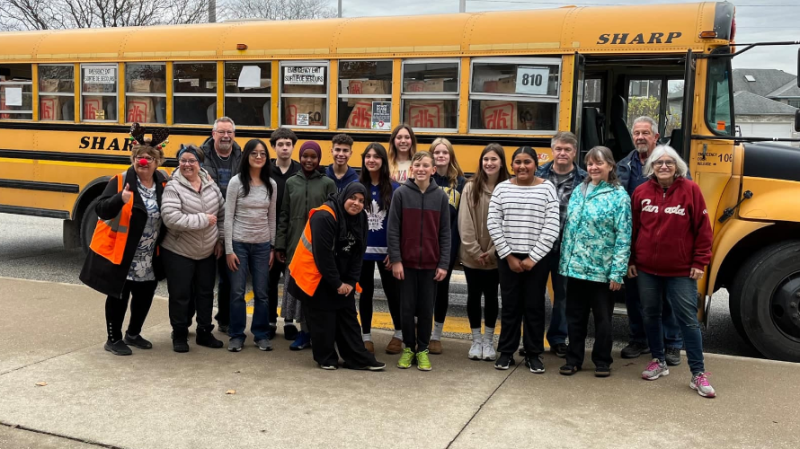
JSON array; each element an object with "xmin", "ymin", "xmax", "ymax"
[
  {"xmin": 200, "ymin": 116, "xmax": 242, "ymax": 334},
  {"xmin": 616, "ymin": 116, "xmax": 683, "ymax": 365}
]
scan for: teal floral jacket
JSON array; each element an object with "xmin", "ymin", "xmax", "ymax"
[{"xmin": 559, "ymin": 181, "xmax": 632, "ymax": 284}]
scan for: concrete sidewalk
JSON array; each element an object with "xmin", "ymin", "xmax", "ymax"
[{"xmin": 0, "ymin": 277, "xmax": 797, "ymax": 449}]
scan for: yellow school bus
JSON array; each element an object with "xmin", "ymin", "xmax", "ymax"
[{"xmin": 1, "ymin": 2, "xmax": 799, "ymax": 361}]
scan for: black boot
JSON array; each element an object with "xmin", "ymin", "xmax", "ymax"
[
  {"xmin": 172, "ymin": 330, "xmax": 189, "ymax": 353},
  {"xmin": 196, "ymin": 330, "xmax": 223, "ymax": 349}
]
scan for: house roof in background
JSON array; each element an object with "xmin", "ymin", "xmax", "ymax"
[
  {"xmin": 734, "ymin": 91, "xmax": 798, "ymax": 115},
  {"xmin": 732, "ymin": 69, "xmax": 797, "ymax": 98},
  {"xmin": 767, "ymin": 79, "xmax": 800, "ymax": 98}
]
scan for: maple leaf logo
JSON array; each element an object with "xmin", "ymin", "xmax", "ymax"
[{"xmin": 367, "ymin": 199, "xmax": 386, "ymax": 231}]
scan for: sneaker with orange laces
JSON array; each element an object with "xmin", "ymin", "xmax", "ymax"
[{"xmin": 690, "ymin": 372, "xmax": 716, "ymax": 398}]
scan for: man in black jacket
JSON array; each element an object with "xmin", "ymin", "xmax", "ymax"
[
  {"xmin": 200, "ymin": 116, "xmax": 242, "ymax": 334},
  {"xmin": 268, "ymin": 127, "xmax": 302, "ymax": 340}
]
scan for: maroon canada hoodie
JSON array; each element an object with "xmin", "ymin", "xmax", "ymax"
[{"xmin": 630, "ymin": 177, "xmax": 713, "ymax": 277}]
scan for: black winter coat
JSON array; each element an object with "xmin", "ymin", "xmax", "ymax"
[
  {"xmin": 288, "ymin": 207, "xmax": 366, "ymax": 310},
  {"xmin": 79, "ymin": 167, "xmax": 168, "ymax": 298}
]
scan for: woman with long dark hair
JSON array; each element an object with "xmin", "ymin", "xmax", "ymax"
[
  {"xmin": 224, "ymin": 139, "xmax": 278, "ymax": 352},
  {"xmin": 358, "ymin": 143, "xmax": 402, "ymax": 354},
  {"xmin": 459, "ymin": 143, "xmax": 509, "ymax": 361},
  {"xmin": 488, "ymin": 146, "xmax": 560, "ymax": 373}
]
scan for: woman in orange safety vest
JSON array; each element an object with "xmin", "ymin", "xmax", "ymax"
[
  {"xmin": 287, "ymin": 183, "xmax": 386, "ymax": 371},
  {"xmin": 80, "ymin": 124, "xmax": 170, "ymax": 356}
]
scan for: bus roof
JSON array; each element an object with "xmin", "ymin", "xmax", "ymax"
[{"xmin": 0, "ymin": 2, "xmax": 730, "ymax": 64}]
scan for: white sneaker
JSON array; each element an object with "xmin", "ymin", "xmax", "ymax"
[
  {"xmin": 482, "ymin": 339, "xmax": 497, "ymax": 361},
  {"xmin": 468, "ymin": 340, "xmax": 483, "ymax": 360}
]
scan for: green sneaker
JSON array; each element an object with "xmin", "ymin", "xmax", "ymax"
[
  {"xmin": 397, "ymin": 348, "xmax": 415, "ymax": 369},
  {"xmin": 417, "ymin": 349, "xmax": 432, "ymax": 371}
]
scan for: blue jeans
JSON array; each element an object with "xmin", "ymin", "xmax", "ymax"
[
  {"xmin": 625, "ymin": 275, "xmax": 683, "ymax": 349},
  {"xmin": 637, "ymin": 271, "xmax": 705, "ymax": 374},
  {"xmin": 228, "ymin": 241, "xmax": 271, "ymax": 342},
  {"xmin": 546, "ymin": 248, "xmax": 568, "ymax": 345}
]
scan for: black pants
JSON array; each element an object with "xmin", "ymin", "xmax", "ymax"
[
  {"xmin": 268, "ymin": 258, "xmax": 286, "ymax": 324},
  {"xmin": 565, "ymin": 277, "xmax": 615, "ymax": 368},
  {"xmin": 497, "ymin": 254, "xmax": 550, "ymax": 356},
  {"xmin": 163, "ymin": 248, "xmax": 217, "ymax": 337},
  {"xmin": 359, "ymin": 260, "xmax": 401, "ymax": 334},
  {"xmin": 105, "ymin": 279, "xmax": 157, "ymax": 342},
  {"xmin": 306, "ymin": 301, "xmax": 378, "ymax": 368},
  {"xmin": 401, "ymin": 268, "xmax": 436, "ymax": 352},
  {"xmin": 464, "ymin": 266, "xmax": 499, "ymax": 329},
  {"xmin": 433, "ymin": 261, "xmax": 456, "ymax": 323},
  {"xmin": 214, "ymin": 255, "xmax": 231, "ymax": 326}
]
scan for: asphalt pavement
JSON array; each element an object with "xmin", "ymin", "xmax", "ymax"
[{"xmin": 0, "ymin": 276, "xmax": 798, "ymax": 449}]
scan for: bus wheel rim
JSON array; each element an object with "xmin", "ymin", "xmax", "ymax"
[{"xmin": 771, "ymin": 273, "xmax": 800, "ymax": 340}]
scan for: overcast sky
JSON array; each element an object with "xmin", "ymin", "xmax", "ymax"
[{"xmin": 334, "ymin": 0, "xmax": 799, "ymax": 75}]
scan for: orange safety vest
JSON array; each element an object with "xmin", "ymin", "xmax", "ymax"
[
  {"xmin": 89, "ymin": 174, "xmax": 134, "ymax": 265},
  {"xmin": 288, "ymin": 204, "xmax": 362, "ymax": 297}
]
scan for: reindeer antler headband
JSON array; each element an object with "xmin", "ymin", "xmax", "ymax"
[{"xmin": 128, "ymin": 123, "xmax": 170, "ymax": 149}]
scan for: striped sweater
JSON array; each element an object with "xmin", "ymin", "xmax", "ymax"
[{"xmin": 487, "ymin": 180, "xmax": 560, "ymax": 262}]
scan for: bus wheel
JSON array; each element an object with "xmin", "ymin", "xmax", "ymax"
[
  {"xmin": 80, "ymin": 197, "xmax": 100, "ymax": 254},
  {"xmin": 730, "ymin": 241, "xmax": 800, "ymax": 362}
]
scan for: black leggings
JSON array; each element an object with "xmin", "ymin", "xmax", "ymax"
[
  {"xmin": 105, "ymin": 280, "xmax": 158, "ymax": 342},
  {"xmin": 433, "ymin": 261, "xmax": 456, "ymax": 323},
  {"xmin": 463, "ymin": 266, "xmax": 499, "ymax": 329},
  {"xmin": 358, "ymin": 259, "xmax": 401, "ymax": 334}
]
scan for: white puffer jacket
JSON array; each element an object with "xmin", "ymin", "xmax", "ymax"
[{"xmin": 161, "ymin": 168, "xmax": 225, "ymax": 260}]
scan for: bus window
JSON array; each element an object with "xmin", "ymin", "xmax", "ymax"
[
  {"xmin": 626, "ymin": 78, "xmax": 662, "ymax": 131},
  {"xmin": 706, "ymin": 58, "xmax": 733, "ymax": 136},
  {"xmin": 0, "ymin": 64, "xmax": 33, "ymax": 120},
  {"xmin": 665, "ymin": 79, "xmax": 685, "ymax": 137},
  {"xmin": 224, "ymin": 62, "xmax": 271, "ymax": 127},
  {"xmin": 401, "ymin": 60, "xmax": 459, "ymax": 131},
  {"xmin": 280, "ymin": 61, "xmax": 328, "ymax": 128},
  {"xmin": 125, "ymin": 63, "xmax": 166, "ymax": 124},
  {"xmin": 469, "ymin": 58, "xmax": 560, "ymax": 133},
  {"xmin": 584, "ymin": 78, "xmax": 603, "ymax": 105},
  {"xmin": 173, "ymin": 63, "xmax": 217, "ymax": 125},
  {"xmin": 81, "ymin": 64, "xmax": 117, "ymax": 122},
  {"xmin": 338, "ymin": 60, "xmax": 392, "ymax": 130},
  {"xmin": 38, "ymin": 65, "xmax": 74, "ymax": 121}
]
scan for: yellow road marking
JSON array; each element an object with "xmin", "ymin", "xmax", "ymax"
[{"xmin": 243, "ymin": 291, "xmax": 551, "ymax": 349}]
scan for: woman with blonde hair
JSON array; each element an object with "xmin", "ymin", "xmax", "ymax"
[
  {"xmin": 429, "ymin": 137, "xmax": 467, "ymax": 354},
  {"xmin": 387, "ymin": 124, "xmax": 417, "ymax": 182},
  {"xmin": 80, "ymin": 124, "xmax": 170, "ymax": 356}
]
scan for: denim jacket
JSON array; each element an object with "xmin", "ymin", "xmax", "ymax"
[{"xmin": 559, "ymin": 181, "xmax": 632, "ymax": 284}]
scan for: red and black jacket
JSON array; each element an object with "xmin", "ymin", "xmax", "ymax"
[{"xmin": 630, "ymin": 177, "xmax": 713, "ymax": 277}]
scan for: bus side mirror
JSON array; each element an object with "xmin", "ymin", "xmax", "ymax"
[{"xmin": 795, "ymin": 110, "xmax": 800, "ymax": 133}]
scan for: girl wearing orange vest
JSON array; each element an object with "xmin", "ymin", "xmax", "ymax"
[
  {"xmin": 80, "ymin": 127, "xmax": 170, "ymax": 356},
  {"xmin": 287, "ymin": 183, "xmax": 386, "ymax": 371}
]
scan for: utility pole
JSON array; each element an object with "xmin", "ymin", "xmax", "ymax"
[
  {"xmin": 459, "ymin": 0, "xmax": 465, "ymax": 13},
  {"xmin": 209, "ymin": 0, "xmax": 217, "ymax": 23},
  {"xmin": 338, "ymin": 0, "xmax": 343, "ymax": 18}
]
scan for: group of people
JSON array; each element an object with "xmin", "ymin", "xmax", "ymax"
[{"xmin": 80, "ymin": 115, "xmax": 716, "ymax": 398}]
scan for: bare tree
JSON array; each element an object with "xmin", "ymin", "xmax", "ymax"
[
  {"xmin": 0, "ymin": 0, "xmax": 210, "ymax": 30},
  {"xmin": 221, "ymin": 0, "xmax": 336, "ymax": 21}
]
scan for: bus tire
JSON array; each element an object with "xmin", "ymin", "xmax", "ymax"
[
  {"xmin": 80, "ymin": 197, "xmax": 100, "ymax": 254},
  {"xmin": 730, "ymin": 241, "xmax": 800, "ymax": 362}
]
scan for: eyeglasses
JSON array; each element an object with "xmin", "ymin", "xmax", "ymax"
[
  {"xmin": 139, "ymin": 156, "xmax": 155, "ymax": 163},
  {"xmin": 215, "ymin": 130, "xmax": 235, "ymax": 135},
  {"xmin": 250, "ymin": 152, "xmax": 267, "ymax": 159},
  {"xmin": 179, "ymin": 159, "xmax": 199, "ymax": 166},
  {"xmin": 654, "ymin": 160, "xmax": 675, "ymax": 167}
]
